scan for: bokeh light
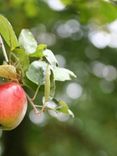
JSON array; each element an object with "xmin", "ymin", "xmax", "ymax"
[
  {"xmin": 29, "ymin": 110, "xmax": 47, "ymax": 126},
  {"xmin": 66, "ymin": 83, "xmax": 83, "ymax": 99},
  {"xmin": 44, "ymin": 0, "xmax": 65, "ymax": 11}
]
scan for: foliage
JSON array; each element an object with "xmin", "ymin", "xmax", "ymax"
[
  {"xmin": 61, "ymin": 0, "xmax": 117, "ymax": 23},
  {"xmin": 0, "ymin": 15, "xmax": 76, "ymax": 121}
]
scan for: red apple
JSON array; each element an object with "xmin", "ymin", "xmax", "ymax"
[{"xmin": 0, "ymin": 82, "xmax": 27, "ymax": 130}]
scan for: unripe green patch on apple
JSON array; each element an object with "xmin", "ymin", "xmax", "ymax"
[{"xmin": 0, "ymin": 82, "xmax": 27, "ymax": 130}]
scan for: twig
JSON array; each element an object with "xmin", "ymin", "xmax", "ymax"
[
  {"xmin": 26, "ymin": 93, "xmax": 40, "ymax": 114},
  {"xmin": 0, "ymin": 35, "xmax": 9, "ymax": 63},
  {"xmin": 31, "ymin": 85, "xmax": 40, "ymax": 101},
  {"xmin": 41, "ymin": 102, "xmax": 47, "ymax": 113}
]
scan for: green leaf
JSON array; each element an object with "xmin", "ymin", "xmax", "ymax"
[
  {"xmin": 56, "ymin": 100, "xmax": 69, "ymax": 114},
  {"xmin": 37, "ymin": 44, "xmax": 47, "ymax": 51},
  {"xmin": 57, "ymin": 100, "xmax": 74, "ymax": 118},
  {"xmin": 12, "ymin": 48, "xmax": 29, "ymax": 74},
  {"xmin": 23, "ymin": 76, "xmax": 38, "ymax": 91},
  {"xmin": 68, "ymin": 109, "xmax": 74, "ymax": 118},
  {"xmin": 19, "ymin": 29, "xmax": 37, "ymax": 54},
  {"xmin": 29, "ymin": 44, "xmax": 46, "ymax": 58},
  {"xmin": 52, "ymin": 67, "xmax": 76, "ymax": 81},
  {"xmin": 0, "ymin": 15, "xmax": 19, "ymax": 50},
  {"xmin": 62, "ymin": 1, "xmax": 117, "ymax": 24},
  {"xmin": 47, "ymin": 99, "xmax": 74, "ymax": 118},
  {"xmin": 43, "ymin": 49, "xmax": 58, "ymax": 66},
  {"xmin": 26, "ymin": 60, "xmax": 48, "ymax": 85}
]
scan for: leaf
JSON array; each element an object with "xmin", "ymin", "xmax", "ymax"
[
  {"xmin": 0, "ymin": 64, "xmax": 17, "ymax": 80},
  {"xmin": 12, "ymin": 48, "xmax": 29, "ymax": 75},
  {"xmin": 56, "ymin": 100, "xmax": 74, "ymax": 118},
  {"xmin": 23, "ymin": 76, "xmax": 38, "ymax": 91},
  {"xmin": 0, "ymin": 15, "xmax": 19, "ymax": 50},
  {"xmin": 68, "ymin": 109, "xmax": 74, "ymax": 118},
  {"xmin": 43, "ymin": 49, "xmax": 58, "ymax": 66},
  {"xmin": 47, "ymin": 99, "xmax": 74, "ymax": 118},
  {"xmin": 52, "ymin": 67, "xmax": 76, "ymax": 81},
  {"xmin": 26, "ymin": 60, "xmax": 48, "ymax": 85},
  {"xmin": 29, "ymin": 44, "xmax": 46, "ymax": 58},
  {"xmin": 37, "ymin": 44, "xmax": 47, "ymax": 50},
  {"xmin": 45, "ymin": 100, "xmax": 57, "ymax": 109},
  {"xmin": 56, "ymin": 100, "xmax": 69, "ymax": 114},
  {"xmin": 19, "ymin": 29, "xmax": 37, "ymax": 54}
]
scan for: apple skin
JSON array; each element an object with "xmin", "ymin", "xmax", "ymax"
[{"xmin": 0, "ymin": 82, "xmax": 27, "ymax": 130}]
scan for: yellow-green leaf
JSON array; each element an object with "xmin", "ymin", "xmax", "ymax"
[
  {"xmin": 0, "ymin": 64, "xmax": 17, "ymax": 80},
  {"xmin": 0, "ymin": 15, "xmax": 19, "ymax": 50}
]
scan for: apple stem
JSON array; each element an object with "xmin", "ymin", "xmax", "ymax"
[
  {"xmin": 26, "ymin": 93, "xmax": 40, "ymax": 114},
  {"xmin": 0, "ymin": 35, "xmax": 9, "ymax": 63},
  {"xmin": 34, "ymin": 105, "xmax": 43, "ymax": 108}
]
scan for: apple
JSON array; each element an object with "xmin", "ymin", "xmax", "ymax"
[{"xmin": 0, "ymin": 82, "xmax": 27, "ymax": 130}]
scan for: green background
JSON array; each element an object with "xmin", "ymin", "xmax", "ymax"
[{"xmin": 1, "ymin": 0, "xmax": 117, "ymax": 156}]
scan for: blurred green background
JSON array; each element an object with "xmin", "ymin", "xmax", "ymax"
[{"xmin": 1, "ymin": 0, "xmax": 117, "ymax": 156}]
